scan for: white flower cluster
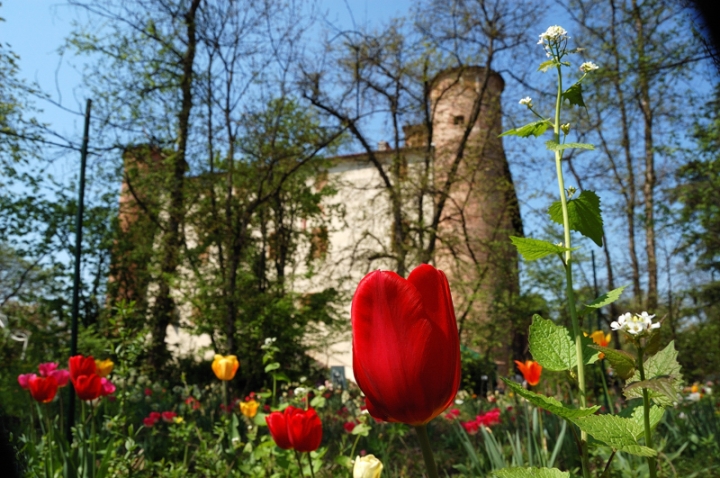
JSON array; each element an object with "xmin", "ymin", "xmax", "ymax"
[
  {"xmin": 611, "ymin": 311, "xmax": 660, "ymax": 335},
  {"xmin": 580, "ymin": 61, "xmax": 599, "ymax": 72},
  {"xmin": 537, "ymin": 25, "xmax": 569, "ymax": 45},
  {"xmin": 519, "ymin": 96, "xmax": 533, "ymax": 107}
]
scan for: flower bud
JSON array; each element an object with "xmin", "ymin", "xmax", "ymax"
[{"xmin": 354, "ymin": 454, "xmax": 383, "ymax": 478}]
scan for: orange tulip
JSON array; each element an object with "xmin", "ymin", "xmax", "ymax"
[
  {"xmin": 514, "ymin": 360, "xmax": 542, "ymax": 386},
  {"xmin": 586, "ymin": 331, "xmax": 611, "ymax": 359},
  {"xmin": 95, "ymin": 359, "xmax": 114, "ymax": 378}
]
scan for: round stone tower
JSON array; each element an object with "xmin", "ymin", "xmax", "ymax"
[{"xmin": 428, "ymin": 66, "xmax": 523, "ymax": 378}]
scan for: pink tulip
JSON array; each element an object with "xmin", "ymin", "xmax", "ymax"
[
  {"xmin": 49, "ymin": 369, "xmax": 70, "ymax": 387},
  {"xmin": 38, "ymin": 362, "xmax": 59, "ymax": 377},
  {"xmin": 100, "ymin": 377, "xmax": 116, "ymax": 396},
  {"xmin": 18, "ymin": 373, "xmax": 36, "ymax": 390}
]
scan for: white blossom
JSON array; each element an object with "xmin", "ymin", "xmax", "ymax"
[
  {"xmin": 519, "ymin": 96, "xmax": 533, "ymax": 107},
  {"xmin": 580, "ymin": 61, "xmax": 599, "ymax": 72},
  {"xmin": 611, "ymin": 311, "xmax": 660, "ymax": 335},
  {"xmin": 537, "ymin": 26, "xmax": 569, "ymax": 45}
]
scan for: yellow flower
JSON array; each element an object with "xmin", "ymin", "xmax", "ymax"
[
  {"xmin": 354, "ymin": 454, "xmax": 383, "ymax": 478},
  {"xmin": 95, "ymin": 359, "xmax": 115, "ymax": 378},
  {"xmin": 212, "ymin": 354, "xmax": 239, "ymax": 381},
  {"xmin": 691, "ymin": 383, "xmax": 700, "ymax": 394},
  {"xmin": 173, "ymin": 416, "xmax": 184, "ymax": 424},
  {"xmin": 239, "ymin": 399, "xmax": 260, "ymax": 418}
]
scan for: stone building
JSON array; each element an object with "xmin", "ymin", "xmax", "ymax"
[{"xmin": 112, "ymin": 66, "xmax": 523, "ymax": 381}]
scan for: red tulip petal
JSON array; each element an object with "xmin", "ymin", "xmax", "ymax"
[
  {"xmin": 352, "ymin": 268, "xmax": 460, "ymax": 425},
  {"xmin": 265, "ymin": 411, "xmax": 292, "ymax": 449}
]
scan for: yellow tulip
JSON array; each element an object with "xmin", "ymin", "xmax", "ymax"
[
  {"xmin": 95, "ymin": 359, "xmax": 115, "ymax": 378},
  {"xmin": 239, "ymin": 399, "xmax": 260, "ymax": 418},
  {"xmin": 212, "ymin": 354, "xmax": 239, "ymax": 381},
  {"xmin": 354, "ymin": 454, "xmax": 383, "ymax": 478}
]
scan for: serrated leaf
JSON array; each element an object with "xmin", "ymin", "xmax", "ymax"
[
  {"xmin": 529, "ymin": 315, "xmax": 576, "ymax": 371},
  {"xmin": 538, "ymin": 60, "xmax": 559, "ymax": 73},
  {"xmin": 590, "ymin": 345, "xmax": 635, "ymax": 379},
  {"xmin": 625, "ymin": 341, "xmax": 683, "ymax": 406},
  {"xmin": 494, "ymin": 467, "xmax": 569, "ymax": 478},
  {"xmin": 624, "ymin": 377, "xmax": 680, "ymax": 406},
  {"xmin": 502, "ymin": 379, "xmax": 600, "ymax": 419},
  {"xmin": 546, "ymin": 140, "xmax": 595, "ymax": 152},
  {"xmin": 548, "ymin": 190, "xmax": 604, "ymax": 247},
  {"xmin": 620, "ymin": 402, "xmax": 665, "ymax": 437},
  {"xmin": 510, "ymin": 236, "xmax": 570, "ymax": 261},
  {"xmin": 573, "ymin": 414, "xmax": 657, "ymax": 457},
  {"xmin": 581, "ymin": 285, "xmax": 628, "ymax": 315},
  {"xmin": 499, "ymin": 120, "xmax": 551, "ymax": 138},
  {"xmin": 562, "ymin": 82, "xmax": 586, "ymax": 108}
]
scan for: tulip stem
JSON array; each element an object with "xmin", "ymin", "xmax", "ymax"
[
  {"xmin": 307, "ymin": 452, "xmax": 316, "ymax": 478},
  {"xmin": 414, "ymin": 424, "xmax": 439, "ymax": 478},
  {"xmin": 293, "ymin": 450, "xmax": 306, "ymax": 477}
]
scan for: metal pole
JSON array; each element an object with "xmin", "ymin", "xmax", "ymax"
[{"xmin": 66, "ymin": 98, "xmax": 92, "ymax": 443}]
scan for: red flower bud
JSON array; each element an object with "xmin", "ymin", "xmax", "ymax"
[
  {"xmin": 351, "ymin": 264, "xmax": 461, "ymax": 425},
  {"xmin": 287, "ymin": 407, "xmax": 322, "ymax": 452}
]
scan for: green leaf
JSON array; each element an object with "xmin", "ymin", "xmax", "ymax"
[
  {"xmin": 334, "ymin": 455, "xmax": 354, "ymax": 469},
  {"xmin": 264, "ymin": 362, "xmax": 280, "ymax": 372},
  {"xmin": 351, "ymin": 423, "xmax": 371, "ymax": 436},
  {"xmin": 581, "ymin": 285, "xmax": 628, "ymax": 315},
  {"xmin": 624, "ymin": 377, "xmax": 680, "ymax": 406},
  {"xmin": 499, "ymin": 120, "xmax": 551, "ymax": 138},
  {"xmin": 573, "ymin": 414, "xmax": 657, "ymax": 457},
  {"xmin": 562, "ymin": 82, "xmax": 586, "ymax": 108},
  {"xmin": 581, "ymin": 333, "xmax": 601, "ymax": 366},
  {"xmin": 590, "ymin": 346, "xmax": 635, "ymax": 379},
  {"xmin": 254, "ymin": 413, "xmax": 268, "ymax": 427},
  {"xmin": 545, "ymin": 141, "xmax": 595, "ymax": 152},
  {"xmin": 510, "ymin": 236, "xmax": 571, "ymax": 261},
  {"xmin": 502, "ymin": 379, "xmax": 600, "ymax": 419},
  {"xmin": 621, "ymin": 404, "xmax": 665, "ymax": 440},
  {"xmin": 625, "ymin": 341, "xmax": 683, "ymax": 406},
  {"xmin": 529, "ymin": 315, "xmax": 575, "ymax": 371},
  {"xmin": 548, "ymin": 190, "xmax": 604, "ymax": 247},
  {"xmin": 494, "ymin": 467, "xmax": 569, "ymax": 478},
  {"xmin": 538, "ymin": 60, "xmax": 560, "ymax": 73},
  {"xmin": 310, "ymin": 395, "xmax": 326, "ymax": 408}
]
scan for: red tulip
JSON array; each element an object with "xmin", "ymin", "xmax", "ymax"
[
  {"xmin": 28, "ymin": 375, "xmax": 59, "ymax": 403},
  {"xmin": 266, "ymin": 407, "xmax": 293, "ymax": 449},
  {"xmin": 351, "ymin": 264, "xmax": 461, "ymax": 425},
  {"xmin": 143, "ymin": 417, "xmax": 157, "ymax": 427},
  {"xmin": 69, "ymin": 355, "xmax": 96, "ymax": 381},
  {"xmin": 514, "ymin": 360, "xmax": 542, "ymax": 386},
  {"xmin": 287, "ymin": 407, "xmax": 322, "ymax": 452},
  {"xmin": 73, "ymin": 374, "xmax": 103, "ymax": 401}
]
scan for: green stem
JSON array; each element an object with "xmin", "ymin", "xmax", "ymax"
[
  {"xmin": 91, "ymin": 402, "xmax": 96, "ymax": 478},
  {"xmin": 272, "ymin": 374, "xmax": 277, "ymax": 408},
  {"xmin": 598, "ymin": 360, "xmax": 613, "ymax": 414},
  {"xmin": 348, "ymin": 433, "xmax": 362, "ymax": 461},
  {"xmin": 46, "ymin": 406, "xmax": 53, "ymax": 478},
  {"xmin": 553, "ymin": 63, "xmax": 589, "ymax": 478},
  {"xmin": 293, "ymin": 450, "xmax": 306, "ymax": 477},
  {"xmin": 414, "ymin": 424, "xmax": 439, "ymax": 478},
  {"xmin": 637, "ymin": 346, "xmax": 658, "ymax": 478},
  {"xmin": 307, "ymin": 452, "xmax": 316, "ymax": 478}
]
